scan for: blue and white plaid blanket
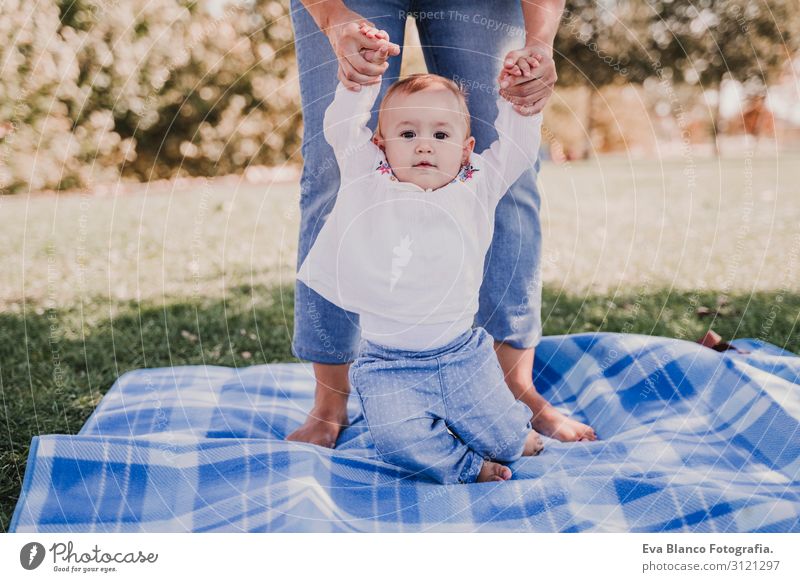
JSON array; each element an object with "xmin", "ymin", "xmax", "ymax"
[{"xmin": 11, "ymin": 333, "xmax": 800, "ymax": 532}]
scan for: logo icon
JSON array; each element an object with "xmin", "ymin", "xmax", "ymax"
[
  {"xmin": 20, "ymin": 542, "xmax": 46, "ymax": 570},
  {"xmin": 390, "ymin": 235, "xmax": 414, "ymax": 291}
]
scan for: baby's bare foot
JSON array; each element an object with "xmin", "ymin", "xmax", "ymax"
[
  {"xmin": 477, "ymin": 460, "xmax": 512, "ymax": 482},
  {"xmin": 522, "ymin": 430, "xmax": 544, "ymax": 456}
]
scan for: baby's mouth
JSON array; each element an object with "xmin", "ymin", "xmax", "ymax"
[{"xmin": 414, "ymin": 161, "xmax": 436, "ymax": 168}]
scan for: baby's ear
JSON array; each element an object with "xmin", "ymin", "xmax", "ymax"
[
  {"xmin": 372, "ymin": 132, "xmax": 385, "ymax": 150},
  {"xmin": 465, "ymin": 135, "xmax": 476, "ymax": 152},
  {"xmin": 462, "ymin": 135, "xmax": 476, "ymax": 163}
]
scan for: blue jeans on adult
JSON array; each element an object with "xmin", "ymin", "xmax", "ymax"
[{"xmin": 290, "ymin": 0, "xmax": 543, "ymax": 364}]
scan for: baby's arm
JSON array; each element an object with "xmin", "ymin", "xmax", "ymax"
[
  {"xmin": 477, "ymin": 85, "xmax": 544, "ymax": 206},
  {"xmin": 323, "ymin": 78, "xmax": 381, "ymax": 148},
  {"xmin": 322, "ymin": 26, "xmax": 390, "ymax": 178}
]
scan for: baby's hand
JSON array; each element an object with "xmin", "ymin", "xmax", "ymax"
[
  {"xmin": 359, "ymin": 22, "xmax": 389, "ymax": 41},
  {"xmin": 359, "ymin": 22, "xmax": 394, "ymax": 68},
  {"xmin": 499, "ymin": 53, "xmax": 542, "ymax": 88}
]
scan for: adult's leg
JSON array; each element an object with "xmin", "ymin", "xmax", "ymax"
[
  {"xmin": 413, "ymin": 1, "xmax": 595, "ymax": 441},
  {"xmin": 287, "ymin": 0, "xmax": 409, "ymax": 446}
]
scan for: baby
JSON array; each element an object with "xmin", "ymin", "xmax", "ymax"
[{"xmin": 298, "ymin": 24, "xmax": 545, "ymax": 483}]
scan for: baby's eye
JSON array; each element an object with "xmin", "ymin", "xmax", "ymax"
[
  {"xmin": 400, "ymin": 131, "xmax": 415, "ymax": 139},
  {"xmin": 434, "ymin": 131, "xmax": 448, "ymax": 140}
]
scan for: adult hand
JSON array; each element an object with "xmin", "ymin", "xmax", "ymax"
[
  {"xmin": 497, "ymin": 45, "xmax": 557, "ymax": 115},
  {"xmin": 358, "ymin": 23, "xmax": 394, "ymax": 73},
  {"xmin": 325, "ymin": 9, "xmax": 400, "ymax": 91}
]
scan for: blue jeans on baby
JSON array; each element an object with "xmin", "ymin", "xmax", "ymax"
[
  {"xmin": 290, "ymin": 0, "xmax": 544, "ymax": 363},
  {"xmin": 349, "ymin": 327, "xmax": 533, "ymax": 484}
]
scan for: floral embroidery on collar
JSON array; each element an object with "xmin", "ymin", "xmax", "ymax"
[
  {"xmin": 376, "ymin": 159, "xmax": 397, "ymax": 181},
  {"xmin": 451, "ymin": 163, "xmax": 479, "ymax": 184},
  {"xmin": 377, "ymin": 159, "xmax": 478, "ymax": 184}
]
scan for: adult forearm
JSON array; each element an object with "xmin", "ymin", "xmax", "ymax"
[
  {"xmin": 521, "ymin": 0, "xmax": 565, "ymax": 55},
  {"xmin": 299, "ymin": 0, "xmax": 353, "ymax": 33}
]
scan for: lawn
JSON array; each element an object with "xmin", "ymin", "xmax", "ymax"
[{"xmin": 1, "ymin": 154, "xmax": 798, "ymax": 531}]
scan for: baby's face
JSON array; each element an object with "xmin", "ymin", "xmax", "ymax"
[{"xmin": 374, "ymin": 88, "xmax": 475, "ymax": 191}]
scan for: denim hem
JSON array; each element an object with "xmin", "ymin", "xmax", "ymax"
[
  {"xmin": 291, "ymin": 342, "xmax": 357, "ymax": 365},
  {"xmin": 484, "ymin": 330, "xmax": 542, "ymax": 351},
  {"xmin": 458, "ymin": 450, "xmax": 486, "ymax": 484}
]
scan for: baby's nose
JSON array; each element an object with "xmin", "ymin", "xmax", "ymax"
[{"xmin": 415, "ymin": 141, "xmax": 433, "ymax": 153}]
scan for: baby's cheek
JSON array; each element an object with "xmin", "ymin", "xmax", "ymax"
[{"xmin": 442, "ymin": 144, "xmax": 465, "ymax": 168}]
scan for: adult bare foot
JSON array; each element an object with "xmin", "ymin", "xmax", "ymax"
[
  {"xmin": 494, "ymin": 341, "xmax": 597, "ymax": 443},
  {"xmin": 522, "ymin": 429, "xmax": 545, "ymax": 456},
  {"xmin": 286, "ymin": 362, "xmax": 351, "ymax": 448},
  {"xmin": 527, "ymin": 391, "xmax": 597, "ymax": 442},
  {"xmin": 286, "ymin": 407, "xmax": 349, "ymax": 448},
  {"xmin": 477, "ymin": 461, "xmax": 513, "ymax": 482}
]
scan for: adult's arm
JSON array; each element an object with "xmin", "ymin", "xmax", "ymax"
[
  {"xmin": 521, "ymin": 0, "xmax": 565, "ymax": 55},
  {"xmin": 299, "ymin": 0, "xmax": 400, "ymax": 90},
  {"xmin": 499, "ymin": 0, "xmax": 565, "ymax": 114}
]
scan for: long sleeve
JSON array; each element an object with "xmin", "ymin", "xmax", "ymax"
[
  {"xmin": 323, "ymin": 80, "xmax": 384, "ymax": 180},
  {"xmin": 475, "ymin": 100, "xmax": 543, "ymax": 207}
]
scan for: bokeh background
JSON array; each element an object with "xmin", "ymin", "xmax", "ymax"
[{"xmin": 1, "ymin": 0, "xmax": 799, "ymax": 530}]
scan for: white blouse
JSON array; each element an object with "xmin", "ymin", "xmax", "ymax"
[{"xmin": 297, "ymin": 79, "xmax": 543, "ymax": 350}]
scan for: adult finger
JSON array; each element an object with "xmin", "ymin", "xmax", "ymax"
[
  {"xmin": 362, "ymin": 44, "xmax": 397, "ymax": 67},
  {"xmin": 341, "ymin": 56, "xmax": 387, "ymax": 85},
  {"xmin": 499, "ymin": 70, "xmax": 537, "ymax": 91},
  {"xmin": 501, "ymin": 65, "xmax": 556, "ymax": 98},
  {"xmin": 500, "ymin": 82, "xmax": 547, "ymax": 107},
  {"xmin": 351, "ymin": 29, "xmax": 391, "ymax": 53},
  {"xmin": 498, "ymin": 67, "xmax": 523, "ymax": 89},
  {"xmin": 503, "ymin": 73, "xmax": 554, "ymax": 98},
  {"xmin": 361, "ymin": 47, "xmax": 379, "ymax": 63},
  {"xmin": 361, "ymin": 42, "xmax": 390, "ymax": 64},
  {"xmin": 352, "ymin": 20, "xmax": 400, "ymax": 56},
  {"xmin": 352, "ymin": 23, "xmax": 400, "ymax": 55},
  {"xmin": 345, "ymin": 47, "xmax": 390, "ymax": 77},
  {"xmin": 501, "ymin": 83, "xmax": 550, "ymax": 108},
  {"xmin": 500, "ymin": 82, "xmax": 537, "ymax": 101},
  {"xmin": 498, "ymin": 69, "xmax": 512, "ymax": 89},
  {"xmin": 504, "ymin": 59, "xmax": 552, "ymax": 88}
]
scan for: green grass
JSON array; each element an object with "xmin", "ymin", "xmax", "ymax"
[{"xmin": 2, "ymin": 155, "xmax": 799, "ymax": 530}]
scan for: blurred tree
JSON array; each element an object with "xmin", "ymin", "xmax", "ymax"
[
  {"xmin": 553, "ymin": 0, "xmax": 800, "ymax": 157},
  {"xmin": 554, "ymin": 0, "xmax": 649, "ymax": 157},
  {"xmin": 642, "ymin": 0, "xmax": 800, "ymax": 154},
  {"xmin": 0, "ymin": 0, "xmax": 301, "ymax": 194}
]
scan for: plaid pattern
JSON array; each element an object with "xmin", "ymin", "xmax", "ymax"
[{"xmin": 11, "ymin": 333, "xmax": 800, "ymax": 532}]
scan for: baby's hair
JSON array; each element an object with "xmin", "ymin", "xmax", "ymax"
[{"xmin": 376, "ymin": 73, "xmax": 471, "ymax": 138}]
